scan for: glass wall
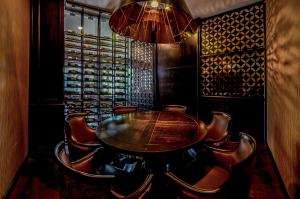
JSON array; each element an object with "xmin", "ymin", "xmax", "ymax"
[{"xmin": 64, "ymin": 2, "xmax": 131, "ymax": 127}]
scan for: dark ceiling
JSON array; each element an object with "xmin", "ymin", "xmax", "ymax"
[{"xmin": 69, "ymin": 0, "xmax": 261, "ymax": 18}]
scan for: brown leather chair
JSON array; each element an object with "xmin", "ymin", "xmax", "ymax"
[
  {"xmin": 55, "ymin": 141, "xmax": 153, "ymax": 199},
  {"xmin": 113, "ymin": 106, "xmax": 138, "ymax": 115},
  {"xmin": 204, "ymin": 111, "xmax": 232, "ymax": 147},
  {"xmin": 65, "ymin": 113, "xmax": 101, "ymax": 159},
  {"xmin": 205, "ymin": 132, "xmax": 257, "ymax": 198},
  {"xmin": 165, "ymin": 133, "xmax": 256, "ymax": 199},
  {"xmin": 165, "ymin": 160, "xmax": 231, "ymax": 198},
  {"xmin": 163, "ymin": 105, "xmax": 187, "ymax": 113},
  {"xmin": 206, "ymin": 132, "xmax": 257, "ymax": 173},
  {"xmin": 54, "ymin": 141, "xmax": 114, "ymax": 199}
]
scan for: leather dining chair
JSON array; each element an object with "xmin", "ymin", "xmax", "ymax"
[
  {"xmin": 65, "ymin": 113, "xmax": 101, "ymax": 159},
  {"xmin": 54, "ymin": 141, "xmax": 114, "ymax": 199},
  {"xmin": 179, "ymin": 111, "xmax": 231, "ymax": 168},
  {"xmin": 54, "ymin": 141, "xmax": 154, "ymax": 199},
  {"xmin": 205, "ymin": 132, "xmax": 257, "ymax": 198},
  {"xmin": 205, "ymin": 132, "xmax": 257, "ymax": 170},
  {"xmin": 113, "ymin": 105, "xmax": 138, "ymax": 115},
  {"xmin": 163, "ymin": 105, "xmax": 187, "ymax": 114},
  {"xmin": 204, "ymin": 111, "xmax": 232, "ymax": 147},
  {"xmin": 165, "ymin": 133, "xmax": 256, "ymax": 199},
  {"xmin": 165, "ymin": 156, "xmax": 231, "ymax": 198}
]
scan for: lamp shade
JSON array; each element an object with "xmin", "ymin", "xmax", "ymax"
[{"xmin": 109, "ymin": 0, "xmax": 197, "ymax": 43}]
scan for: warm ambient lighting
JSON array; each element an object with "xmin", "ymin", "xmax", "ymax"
[
  {"xmin": 109, "ymin": 0, "xmax": 197, "ymax": 44},
  {"xmin": 150, "ymin": 0, "xmax": 159, "ymax": 8}
]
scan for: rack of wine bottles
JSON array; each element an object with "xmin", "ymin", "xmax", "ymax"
[{"xmin": 64, "ymin": 3, "xmax": 131, "ymax": 128}]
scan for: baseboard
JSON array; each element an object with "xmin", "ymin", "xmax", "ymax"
[
  {"xmin": 265, "ymin": 143, "xmax": 291, "ymax": 199},
  {"xmin": 2, "ymin": 155, "xmax": 29, "ymax": 199}
]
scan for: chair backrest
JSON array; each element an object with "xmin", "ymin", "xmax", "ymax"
[
  {"xmin": 209, "ymin": 132, "xmax": 256, "ymax": 198},
  {"xmin": 205, "ymin": 111, "xmax": 231, "ymax": 142},
  {"xmin": 211, "ymin": 132, "xmax": 257, "ymax": 172},
  {"xmin": 232, "ymin": 132, "xmax": 257, "ymax": 169},
  {"xmin": 163, "ymin": 105, "xmax": 187, "ymax": 113},
  {"xmin": 54, "ymin": 141, "xmax": 114, "ymax": 199},
  {"xmin": 65, "ymin": 113, "xmax": 96, "ymax": 143},
  {"xmin": 113, "ymin": 106, "xmax": 137, "ymax": 115},
  {"xmin": 64, "ymin": 113, "xmax": 100, "ymax": 160},
  {"xmin": 64, "ymin": 125, "xmax": 98, "ymax": 161}
]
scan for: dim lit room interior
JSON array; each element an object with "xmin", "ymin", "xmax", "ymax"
[{"xmin": 0, "ymin": 0, "xmax": 299, "ymax": 198}]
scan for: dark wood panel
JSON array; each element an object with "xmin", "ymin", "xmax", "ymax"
[
  {"xmin": 29, "ymin": 104, "xmax": 65, "ymax": 154},
  {"xmin": 30, "ymin": 0, "xmax": 64, "ymax": 103},
  {"xmin": 156, "ymin": 34, "xmax": 198, "ymax": 116},
  {"xmin": 29, "ymin": 0, "xmax": 64, "ymax": 154}
]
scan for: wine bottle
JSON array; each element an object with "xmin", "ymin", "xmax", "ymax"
[{"xmin": 68, "ymin": 69, "xmax": 80, "ymax": 74}]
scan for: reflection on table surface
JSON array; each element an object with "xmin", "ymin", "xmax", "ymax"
[{"xmin": 96, "ymin": 111, "xmax": 207, "ymax": 154}]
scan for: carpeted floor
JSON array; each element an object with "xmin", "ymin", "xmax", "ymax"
[{"xmin": 8, "ymin": 144, "xmax": 288, "ymax": 199}]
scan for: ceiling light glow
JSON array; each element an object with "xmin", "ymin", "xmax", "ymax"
[{"xmin": 151, "ymin": 0, "xmax": 159, "ymax": 8}]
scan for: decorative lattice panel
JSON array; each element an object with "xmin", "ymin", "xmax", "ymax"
[
  {"xmin": 131, "ymin": 41, "xmax": 154, "ymax": 110},
  {"xmin": 201, "ymin": 49, "xmax": 265, "ymax": 96},
  {"xmin": 200, "ymin": 3, "xmax": 265, "ymax": 97}
]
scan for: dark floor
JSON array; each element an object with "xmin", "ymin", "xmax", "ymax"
[{"xmin": 8, "ymin": 145, "xmax": 287, "ymax": 199}]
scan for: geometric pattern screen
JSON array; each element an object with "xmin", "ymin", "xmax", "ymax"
[
  {"xmin": 200, "ymin": 3, "xmax": 265, "ymax": 97},
  {"xmin": 131, "ymin": 41, "xmax": 154, "ymax": 110}
]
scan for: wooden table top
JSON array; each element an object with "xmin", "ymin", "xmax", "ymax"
[{"xmin": 96, "ymin": 111, "xmax": 207, "ymax": 154}]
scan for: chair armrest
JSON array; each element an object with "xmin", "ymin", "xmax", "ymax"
[
  {"xmin": 70, "ymin": 135, "xmax": 101, "ymax": 147},
  {"xmin": 65, "ymin": 113, "xmax": 87, "ymax": 122},
  {"xmin": 204, "ymin": 131, "xmax": 229, "ymax": 143},
  {"xmin": 203, "ymin": 141, "xmax": 239, "ymax": 152}
]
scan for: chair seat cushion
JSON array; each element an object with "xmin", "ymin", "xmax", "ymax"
[{"xmin": 193, "ymin": 166, "xmax": 230, "ymax": 190}]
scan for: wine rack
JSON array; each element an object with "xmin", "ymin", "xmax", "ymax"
[{"xmin": 64, "ymin": 4, "xmax": 131, "ymax": 128}]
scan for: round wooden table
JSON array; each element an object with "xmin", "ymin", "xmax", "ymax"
[
  {"xmin": 96, "ymin": 111, "xmax": 207, "ymax": 154},
  {"xmin": 96, "ymin": 111, "xmax": 207, "ymax": 197}
]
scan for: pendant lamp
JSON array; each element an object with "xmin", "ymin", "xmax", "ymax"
[{"xmin": 109, "ymin": 0, "xmax": 197, "ymax": 43}]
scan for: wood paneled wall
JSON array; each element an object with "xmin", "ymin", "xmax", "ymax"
[
  {"xmin": 266, "ymin": 0, "xmax": 300, "ymax": 198},
  {"xmin": 0, "ymin": 0, "xmax": 29, "ymax": 197},
  {"xmin": 156, "ymin": 34, "xmax": 198, "ymax": 116},
  {"xmin": 29, "ymin": 0, "xmax": 65, "ymax": 154}
]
